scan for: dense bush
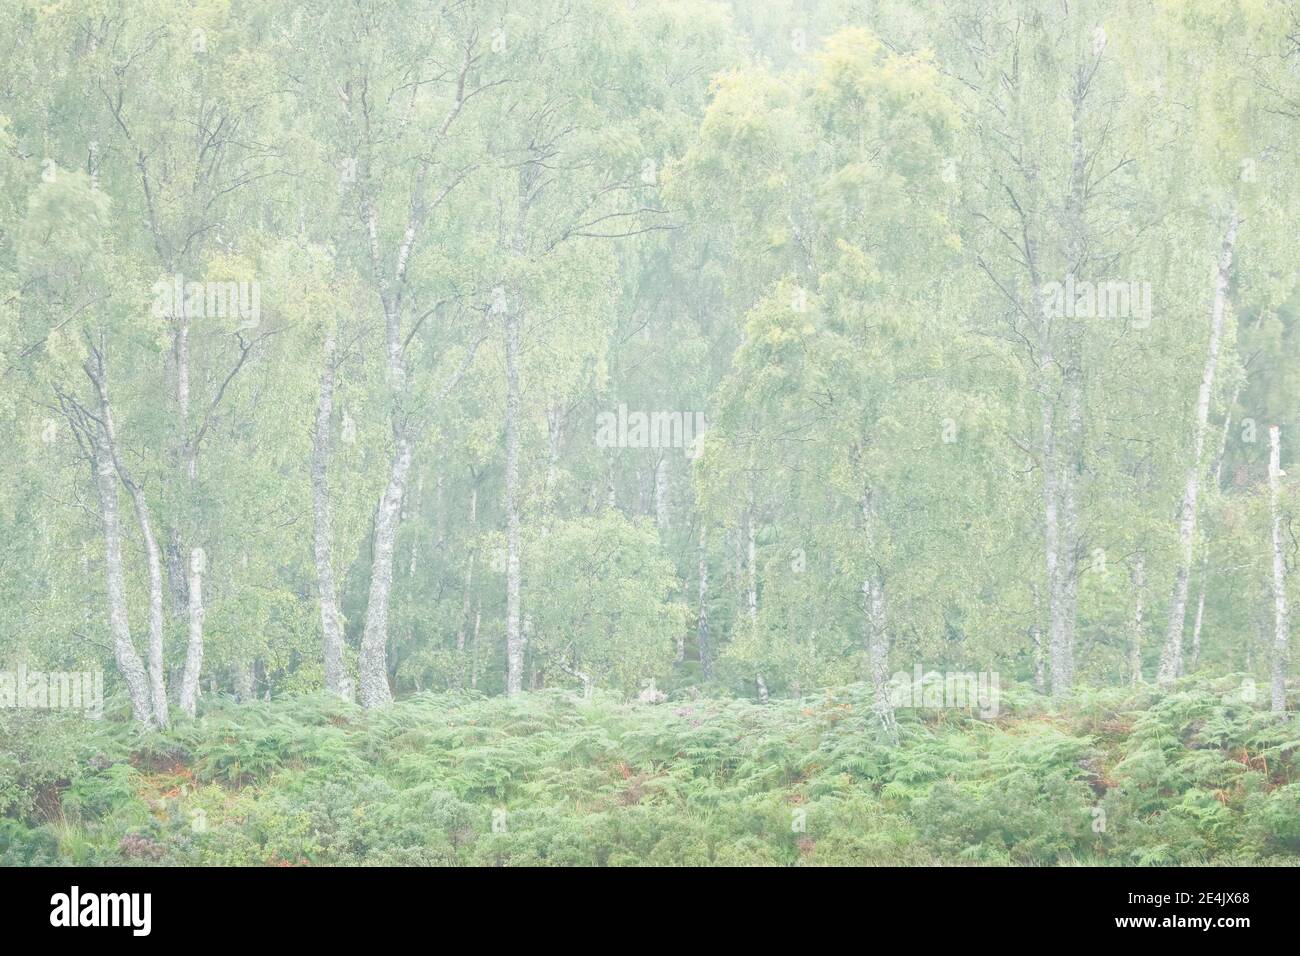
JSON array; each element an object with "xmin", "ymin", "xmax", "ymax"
[{"xmin": 2, "ymin": 676, "xmax": 1298, "ymax": 866}]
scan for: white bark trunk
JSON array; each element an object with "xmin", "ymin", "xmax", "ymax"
[
  {"xmin": 358, "ymin": 435, "xmax": 411, "ymax": 707},
  {"xmin": 746, "ymin": 503, "xmax": 764, "ymax": 699},
  {"xmin": 1189, "ymin": 389, "xmax": 1239, "ymax": 673},
  {"xmin": 91, "ymin": 443, "xmax": 153, "ymax": 726},
  {"xmin": 177, "ymin": 307, "xmax": 206, "ymax": 687},
  {"xmin": 697, "ymin": 523, "xmax": 711, "ymax": 678},
  {"xmin": 356, "ymin": 235, "xmax": 425, "ymax": 708},
  {"xmin": 1269, "ymin": 425, "xmax": 1290, "ymax": 714},
  {"xmin": 457, "ymin": 484, "xmax": 478, "ymax": 657},
  {"xmin": 746, "ymin": 506, "xmax": 757, "ymax": 624},
  {"xmin": 1129, "ymin": 552, "xmax": 1146, "ymax": 686},
  {"xmin": 1159, "ymin": 206, "xmax": 1239, "ymax": 684},
  {"xmin": 865, "ymin": 574, "xmax": 897, "ymax": 744},
  {"xmin": 1189, "ymin": 578, "xmax": 1208, "ymax": 674},
  {"xmin": 134, "ymin": 494, "xmax": 169, "ymax": 728},
  {"xmin": 861, "ymin": 492, "xmax": 897, "ymax": 742},
  {"xmin": 178, "ymin": 547, "xmax": 205, "ymax": 716},
  {"xmin": 89, "ymin": 361, "xmax": 169, "ymax": 727},
  {"xmin": 1030, "ymin": 583, "xmax": 1045, "ymax": 693},
  {"xmin": 312, "ymin": 335, "xmax": 347, "ymax": 698},
  {"xmin": 654, "ymin": 455, "xmax": 670, "ymax": 531},
  {"xmin": 504, "ymin": 301, "xmax": 524, "ymax": 697},
  {"xmin": 470, "ymin": 599, "xmax": 482, "ymax": 689},
  {"xmin": 1060, "ymin": 353, "xmax": 1083, "ymax": 688},
  {"xmin": 1038, "ymin": 319, "xmax": 1071, "ymax": 697}
]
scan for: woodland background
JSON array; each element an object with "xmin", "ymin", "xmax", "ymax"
[{"xmin": 2, "ymin": 0, "xmax": 1300, "ymax": 865}]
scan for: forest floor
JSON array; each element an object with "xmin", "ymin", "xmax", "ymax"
[{"xmin": 3, "ymin": 674, "xmax": 1299, "ymax": 865}]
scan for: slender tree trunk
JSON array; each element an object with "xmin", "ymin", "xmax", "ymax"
[
  {"xmin": 178, "ymin": 547, "xmax": 205, "ymax": 716},
  {"xmin": 358, "ymin": 435, "xmax": 411, "ymax": 707},
  {"xmin": 311, "ymin": 335, "xmax": 347, "ymax": 698},
  {"xmin": 1038, "ymin": 320, "xmax": 1071, "ymax": 697},
  {"xmin": 232, "ymin": 660, "xmax": 254, "ymax": 702},
  {"xmin": 357, "ymin": 268, "xmax": 419, "ymax": 708},
  {"xmin": 1060, "ymin": 350, "xmax": 1084, "ymax": 688},
  {"xmin": 176, "ymin": 309, "xmax": 208, "ymax": 714},
  {"xmin": 745, "ymin": 500, "xmax": 765, "ymax": 699},
  {"xmin": 746, "ymin": 505, "xmax": 757, "ymax": 623},
  {"xmin": 1189, "ymin": 575, "xmax": 1209, "ymax": 674},
  {"xmin": 654, "ymin": 455, "xmax": 670, "ymax": 531},
  {"xmin": 91, "ymin": 442, "xmax": 153, "ymax": 726},
  {"xmin": 131, "ymin": 489, "xmax": 169, "ymax": 728},
  {"xmin": 457, "ymin": 483, "xmax": 478, "ymax": 656},
  {"xmin": 605, "ymin": 451, "xmax": 617, "ymax": 509},
  {"xmin": 1129, "ymin": 552, "xmax": 1146, "ymax": 686},
  {"xmin": 504, "ymin": 299, "xmax": 524, "ymax": 697},
  {"xmin": 1031, "ymin": 583, "xmax": 1046, "ymax": 693},
  {"xmin": 1268, "ymin": 425, "xmax": 1290, "ymax": 714},
  {"xmin": 165, "ymin": 533, "xmax": 188, "ymax": 618},
  {"xmin": 544, "ymin": 405, "xmax": 564, "ymax": 518},
  {"xmin": 697, "ymin": 523, "xmax": 711, "ymax": 679},
  {"xmin": 1189, "ymin": 388, "xmax": 1240, "ymax": 673},
  {"xmin": 1022, "ymin": 218, "xmax": 1073, "ymax": 697},
  {"xmin": 470, "ymin": 598, "xmax": 482, "ymax": 690},
  {"xmin": 89, "ymin": 360, "xmax": 169, "ymax": 727},
  {"xmin": 861, "ymin": 491, "xmax": 897, "ymax": 742},
  {"xmin": 865, "ymin": 573, "xmax": 897, "ymax": 743},
  {"xmin": 1159, "ymin": 206, "xmax": 1239, "ymax": 684}
]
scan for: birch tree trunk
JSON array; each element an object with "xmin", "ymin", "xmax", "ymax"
[
  {"xmin": 311, "ymin": 335, "xmax": 347, "ymax": 698},
  {"xmin": 861, "ymin": 492, "xmax": 897, "ymax": 742},
  {"xmin": 1031, "ymin": 583, "xmax": 1046, "ymax": 693},
  {"xmin": 746, "ymin": 505, "xmax": 757, "ymax": 624},
  {"xmin": 358, "ymin": 434, "xmax": 411, "ymax": 707},
  {"xmin": 1129, "ymin": 552, "xmax": 1146, "ymax": 686},
  {"xmin": 697, "ymin": 523, "xmax": 711, "ymax": 679},
  {"xmin": 1059, "ymin": 352, "xmax": 1084, "ymax": 689},
  {"xmin": 865, "ymin": 574, "xmax": 898, "ymax": 744},
  {"xmin": 131, "ymin": 483, "xmax": 170, "ymax": 729},
  {"xmin": 745, "ymin": 501, "xmax": 765, "ymax": 699},
  {"xmin": 175, "ymin": 310, "xmax": 208, "ymax": 715},
  {"xmin": 654, "ymin": 455, "xmax": 670, "ymax": 531},
  {"xmin": 356, "ymin": 233, "xmax": 417, "ymax": 706},
  {"xmin": 470, "ymin": 598, "xmax": 482, "ymax": 690},
  {"xmin": 1189, "ymin": 386, "xmax": 1240, "ymax": 673},
  {"xmin": 232, "ymin": 661, "xmax": 254, "ymax": 702},
  {"xmin": 118, "ymin": 463, "xmax": 167, "ymax": 723},
  {"xmin": 504, "ymin": 298, "xmax": 524, "ymax": 697},
  {"xmin": 88, "ymin": 358, "xmax": 169, "ymax": 728},
  {"xmin": 457, "ymin": 483, "xmax": 478, "ymax": 660},
  {"xmin": 1189, "ymin": 574, "xmax": 1209, "ymax": 675},
  {"xmin": 1033, "ymin": 285, "xmax": 1071, "ymax": 698},
  {"xmin": 1268, "ymin": 425, "xmax": 1290, "ymax": 714},
  {"xmin": 178, "ymin": 546, "xmax": 205, "ymax": 716},
  {"xmin": 1158, "ymin": 206, "xmax": 1239, "ymax": 684},
  {"xmin": 1017, "ymin": 187, "xmax": 1074, "ymax": 698},
  {"xmin": 91, "ymin": 441, "xmax": 153, "ymax": 726},
  {"xmin": 165, "ymin": 533, "xmax": 188, "ymax": 619}
]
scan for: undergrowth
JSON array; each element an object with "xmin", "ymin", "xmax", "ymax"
[{"xmin": 2, "ymin": 674, "xmax": 1298, "ymax": 866}]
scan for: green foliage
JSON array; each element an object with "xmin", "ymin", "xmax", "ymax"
[
  {"xmin": 1, "ymin": 0, "xmax": 1299, "ymax": 868},
  {"xmin": 3, "ymin": 677, "xmax": 1299, "ymax": 865}
]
